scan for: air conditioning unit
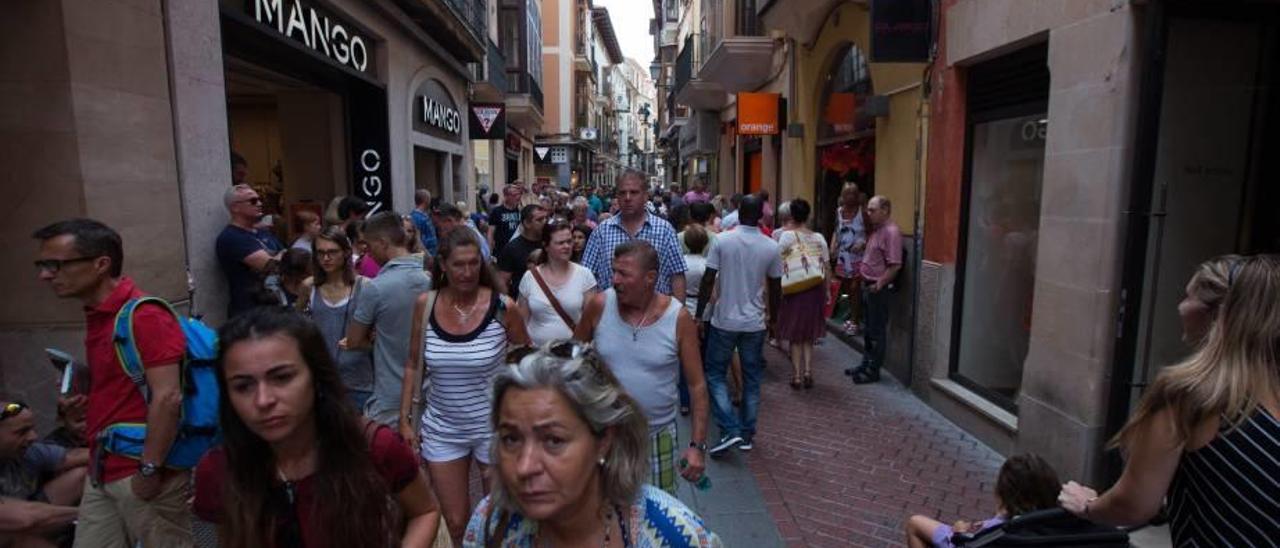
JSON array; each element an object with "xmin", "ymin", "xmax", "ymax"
[{"xmin": 660, "ymin": 28, "xmax": 678, "ymax": 48}]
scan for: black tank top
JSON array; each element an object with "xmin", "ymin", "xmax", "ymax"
[{"xmin": 1166, "ymin": 409, "xmax": 1280, "ymax": 547}]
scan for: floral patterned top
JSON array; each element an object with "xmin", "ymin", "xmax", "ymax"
[{"xmin": 463, "ymin": 485, "xmax": 723, "ymax": 548}]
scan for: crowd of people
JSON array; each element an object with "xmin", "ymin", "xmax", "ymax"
[{"xmin": 7, "ymin": 165, "xmax": 1276, "ymax": 547}]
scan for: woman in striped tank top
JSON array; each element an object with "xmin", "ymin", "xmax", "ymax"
[
  {"xmin": 400, "ymin": 229, "xmax": 529, "ymax": 545},
  {"xmin": 1059, "ymin": 255, "xmax": 1280, "ymax": 547}
]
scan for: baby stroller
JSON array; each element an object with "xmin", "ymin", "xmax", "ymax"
[{"xmin": 952, "ymin": 508, "xmax": 1134, "ymax": 547}]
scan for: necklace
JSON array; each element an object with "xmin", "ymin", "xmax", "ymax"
[
  {"xmin": 539, "ymin": 507, "xmax": 614, "ymax": 548},
  {"xmin": 627, "ymin": 293, "xmax": 657, "ymax": 342},
  {"xmin": 277, "ymin": 467, "xmax": 296, "ymax": 505},
  {"xmin": 452, "ymin": 293, "xmax": 481, "ymax": 320}
]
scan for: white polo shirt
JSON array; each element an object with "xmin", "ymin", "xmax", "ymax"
[{"xmin": 705, "ymin": 225, "xmax": 782, "ymax": 332}]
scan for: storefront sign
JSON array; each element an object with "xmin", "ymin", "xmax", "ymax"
[
  {"xmin": 870, "ymin": 0, "xmax": 932, "ymax": 63},
  {"xmin": 469, "ymin": 103, "xmax": 507, "ymax": 140},
  {"xmin": 251, "ymin": 0, "xmax": 371, "ymax": 73},
  {"xmin": 414, "ymin": 79, "xmax": 462, "ymax": 142},
  {"xmin": 349, "ymin": 83, "xmax": 392, "ymax": 215},
  {"xmin": 738, "ymin": 93, "xmax": 781, "ymax": 135},
  {"xmin": 505, "ymin": 134, "xmax": 522, "ymax": 159}
]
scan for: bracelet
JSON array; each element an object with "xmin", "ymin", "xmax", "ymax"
[{"xmin": 1083, "ymin": 497, "xmax": 1098, "ymax": 518}]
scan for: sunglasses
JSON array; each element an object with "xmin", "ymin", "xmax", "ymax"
[
  {"xmin": 1, "ymin": 402, "xmax": 28, "ymax": 421},
  {"xmin": 34, "ymin": 256, "xmax": 98, "ymax": 274},
  {"xmin": 238, "ymin": 197, "xmax": 263, "ymax": 205}
]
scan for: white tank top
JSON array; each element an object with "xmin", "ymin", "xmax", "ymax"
[{"xmin": 594, "ymin": 289, "xmax": 683, "ymax": 427}]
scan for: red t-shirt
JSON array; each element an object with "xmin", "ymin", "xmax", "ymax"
[
  {"xmin": 192, "ymin": 425, "xmax": 419, "ymax": 548},
  {"xmin": 83, "ymin": 277, "xmax": 185, "ymax": 483}
]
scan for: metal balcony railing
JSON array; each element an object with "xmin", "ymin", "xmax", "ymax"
[
  {"xmin": 472, "ymin": 40, "xmax": 508, "ymax": 91},
  {"xmin": 442, "ymin": 0, "xmax": 487, "ymax": 42},
  {"xmin": 506, "ymin": 70, "xmax": 544, "ymax": 110}
]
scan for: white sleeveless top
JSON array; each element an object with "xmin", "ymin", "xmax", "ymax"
[
  {"xmin": 418, "ymin": 291, "xmax": 507, "ymax": 444},
  {"xmin": 594, "ymin": 289, "xmax": 683, "ymax": 427}
]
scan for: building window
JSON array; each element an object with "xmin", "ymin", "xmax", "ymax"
[
  {"xmin": 526, "ymin": 0, "xmax": 542, "ymax": 85},
  {"xmin": 950, "ymin": 42, "xmax": 1050, "ymax": 412}
]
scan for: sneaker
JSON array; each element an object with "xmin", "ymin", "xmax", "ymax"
[
  {"xmin": 739, "ymin": 437, "xmax": 754, "ymax": 451},
  {"xmin": 851, "ymin": 367, "xmax": 881, "ymax": 385},
  {"xmin": 708, "ymin": 435, "xmax": 744, "ymax": 458}
]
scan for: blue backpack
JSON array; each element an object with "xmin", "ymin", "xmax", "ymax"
[{"xmin": 99, "ymin": 297, "xmax": 221, "ymax": 469}]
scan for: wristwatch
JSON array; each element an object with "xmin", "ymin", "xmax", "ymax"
[
  {"xmin": 138, "ymin": 461, "xmax": 160, "ymax": 478},
  {"xmin": 689, "ymin": 441, "xmax": 707, "ymax": 453}
]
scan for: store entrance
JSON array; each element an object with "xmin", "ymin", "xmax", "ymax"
[
  {"xmin": 226, "ymin": 57, "xmax": 347, "ymax": 240},
  {"xmin": 1124, "ymin": 6, "xmax": 1280, "ymax": 411}
]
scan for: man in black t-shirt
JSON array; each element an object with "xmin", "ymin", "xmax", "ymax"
[
  {"xmin": 216, "ymin": 184, "xmax": 284, "ymax": 318},
  {"xmin": 496, "ymin": 204, "xmax": 547, "ymax": 298},
  {"xmin": 488, "ymin": 183, "xmax": 525, "ymax": 257}
]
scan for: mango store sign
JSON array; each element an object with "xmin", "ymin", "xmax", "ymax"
[{"xmin": 252, "ymin": 0, "xmax": 371, "ymax": 73}]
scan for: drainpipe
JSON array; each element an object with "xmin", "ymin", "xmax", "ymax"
[{"xmin": 904, "ymin": 0, "xmax": 942, "ymax": 387}]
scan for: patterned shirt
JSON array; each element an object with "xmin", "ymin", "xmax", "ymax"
[
  {"xmin": 580, "ymin": 213, "xmax": 687, "ymax": 295},
  {"xmin": 464, "ymin": 485, "xmax": 723, "ymax": 548}
]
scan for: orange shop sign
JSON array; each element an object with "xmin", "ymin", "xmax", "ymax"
[{"xmin": 737, "ymin": 92, "xmax": 780, "ymax": 135}]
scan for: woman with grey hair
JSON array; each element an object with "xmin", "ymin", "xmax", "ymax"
[{"xmin": 464, "ymin": 342, "xmax": 722, "ymax": 548}]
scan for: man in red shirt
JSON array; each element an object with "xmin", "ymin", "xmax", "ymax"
[
  {"xmin": 852, "ymin": 196, "xmax": 903, "ymax": 385},
  {"xmin": 33, "ymin": 219, "xmax": 192, "ymax": 547}
]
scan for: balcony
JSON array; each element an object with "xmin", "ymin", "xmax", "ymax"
[
  {"xmin": 673, "ymin": 34, "xmax": 727, "ymax": 110},
  {"xmin": 395, "ymin": 0, "xmax": 487, "ymax": 63},
  {"xmin": 471, "ymin": 40, "xmax": 508, "ymax": 102},
  {"xmin": 506, "ymin": 71, "xmax": 544, "ymax": 130},
  {"xmin": 698, "ymin": 0, "xmax": 774, "ymax": 91}
]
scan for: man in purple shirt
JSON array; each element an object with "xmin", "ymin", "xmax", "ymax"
[{"xmin": 851, "ymin": 195, "xmax": 902, "ymax": 384}]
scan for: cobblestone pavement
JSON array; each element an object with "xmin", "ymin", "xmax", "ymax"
[{"xmin": 744, "ymin": 339, "xmax": 1005, "ymax": 548}]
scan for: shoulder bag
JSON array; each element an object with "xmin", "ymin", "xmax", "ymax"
[{"xmin": 530, "ymin": 266, "xmax": 577, "ymax": 331}]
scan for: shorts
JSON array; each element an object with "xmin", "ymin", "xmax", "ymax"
[
  {"xmin": 648, "ymin": 421, "xmax": 678, "ymax": 494},
  {"xmin": 420, "ymin": 432, "xmax": 493, "ymax": 465}
]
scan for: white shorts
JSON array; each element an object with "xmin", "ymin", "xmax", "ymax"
[{"xmin": 419, "ymin": 433, "xmax": 492, "ymax": 464}]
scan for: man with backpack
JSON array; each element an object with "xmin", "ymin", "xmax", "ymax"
[{"xmin": 34, "ymin": 219, "xmax": 195, "ymax": 547}]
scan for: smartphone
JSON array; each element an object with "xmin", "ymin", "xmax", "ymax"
[{"xmin": 45, "ymin": 348, "xmax": 77, "ymax": 395}]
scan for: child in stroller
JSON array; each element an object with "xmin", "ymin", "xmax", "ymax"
[{"xmin": 905, "ymin": 453, "xmax": 1063, "ymax": 547}]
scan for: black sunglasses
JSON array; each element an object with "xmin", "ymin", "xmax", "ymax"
[
  {"xmin": 34, "ymin": 256, "xmax": 98, "ymax": 274},
  {"xmin": 1, "ymin": 402, "xmax": 28, "ymax": 421}
]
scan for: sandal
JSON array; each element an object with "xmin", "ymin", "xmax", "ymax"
[
  {"xmin": 790, "ymin": 377, "xmax": 802, "ymax": 390},
  {"xmin": 803, "ymin": 373, "xmax": 814, "ymax": 389}
]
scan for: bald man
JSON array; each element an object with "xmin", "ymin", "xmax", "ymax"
[{"xmin": 850, "ymin": 195, "xmax": 902, "ymax": 384}]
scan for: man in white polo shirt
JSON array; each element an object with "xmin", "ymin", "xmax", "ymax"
[{"xmin": 695, "ymin": 194, "xmax": 782, "ymax": 457}]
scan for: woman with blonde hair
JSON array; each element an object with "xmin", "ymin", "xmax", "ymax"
[{"xmin": 1059, "ymin": 254, "xmax": 1280, "ymax": 545}]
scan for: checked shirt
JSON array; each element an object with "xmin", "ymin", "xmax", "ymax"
[{"xmin": 580, "ymin": 212, "xmax": 687, "ymax": 295}]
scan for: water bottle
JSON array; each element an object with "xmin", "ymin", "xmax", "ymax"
[{"xmin": 679, "ymin": 458, "xmax": 711, "ymax": 490}]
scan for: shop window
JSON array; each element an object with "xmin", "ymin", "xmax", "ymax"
[
  {"xmin": 950, "ymin": 42, "xmax": 1050, "ymax": 412},
  {"xmin": 815, "ymin": 43, "xmax": 874, "ymax": 236}
]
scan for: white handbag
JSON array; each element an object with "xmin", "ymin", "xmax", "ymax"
[{"xmin": 780, "ymin": 232, "xmax": 825, "ymax": 295}]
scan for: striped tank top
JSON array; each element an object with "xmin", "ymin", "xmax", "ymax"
[
  {"xmin": 418, "ymin": 291, "xmax": 508, "ymax": 444},
  {"xmin": 1166, "ymin": 408, "xmax": 1280, "ymax": 547}
]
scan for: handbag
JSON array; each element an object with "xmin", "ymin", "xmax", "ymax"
[
  {"xmin": 530, "ymin": 266, "xmax": 577, "ymax": 331},
  {"xmin": 780, "ymin": 232, "xmax": 825, "ymax": 295}
]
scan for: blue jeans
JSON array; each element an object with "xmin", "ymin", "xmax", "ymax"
[
  {"xmin": 703, "ymin": 326, "xmax": 766, "ymax": 440},
  {"xmin": 861, "ymin": 287, "xmax": 891, "ymax": 372},
  {"xmin": 348, "ymin": 389, "xmax": 373, "ymax": 414}
]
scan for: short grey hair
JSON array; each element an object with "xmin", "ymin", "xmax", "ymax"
[
  {"xmin": 615, "ymin": 169, "xmax": 647, "ymax": 192},
  {"xmin": 776, "ymin": 201, "xmax": 792, "ymax": 222},
  {"xmin": 487, "ymin": 342, "xmax": 649, "ymax": 516},
  {"xmin": 224, "ymin": 184, "xmax": 253, "ymax": 210}
]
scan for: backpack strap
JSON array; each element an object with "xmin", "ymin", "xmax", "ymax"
[{"xmin": 112, "ymin": 296, "xmax": 181, "ymax": 403}]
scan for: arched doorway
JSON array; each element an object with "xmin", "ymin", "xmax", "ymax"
[{"xmin": 814, "ymin": 43, "xmax": 874, "ymax": 236}]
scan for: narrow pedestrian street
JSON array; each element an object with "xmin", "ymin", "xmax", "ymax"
[{"xmin": 676, "ymin": 335, "xmax": 1003, "ymax": 547}]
